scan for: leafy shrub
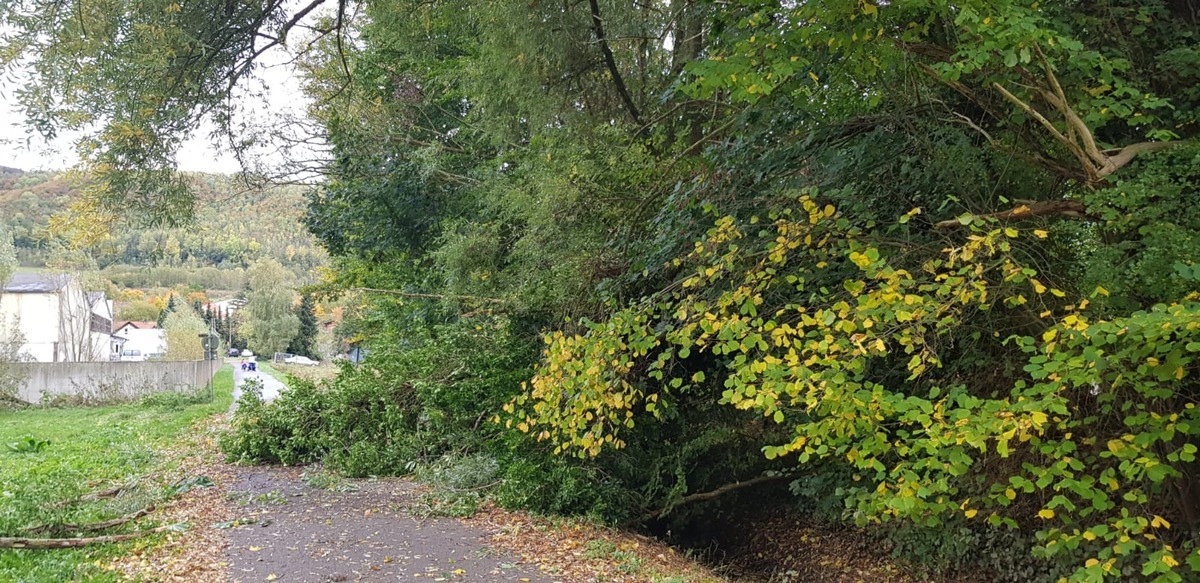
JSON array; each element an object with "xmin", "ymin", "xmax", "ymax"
[
  {"xmin": 508, "ymin": 195, "xmax": 1200, "ymax": 579},
  {"xmin": 221, "ymin": 361, "xmax": 421, "ymax": 470},
  {"xmin": 5, "ymin": 435, "xmax": 49, "ymax": 453}
]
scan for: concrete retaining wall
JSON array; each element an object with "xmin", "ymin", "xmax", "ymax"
[{"xmin": 13, "ymin": 360, "xmax": 220, "ymax": 404}]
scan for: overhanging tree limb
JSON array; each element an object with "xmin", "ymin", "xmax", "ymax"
[
  {"xmin": 353, "ymin": 288, "xmax": 506, "ymax": 304},
  {"xmin": 588, "ymin": 0, "xmax": 643, "ymax": 125},
  {"xmin": 644, "ymin": 474, "xmax": 797, "ymax": 520},
  {"xmin": 991, "ymin": 44, "xmax": 1184, "ymax": 186}
]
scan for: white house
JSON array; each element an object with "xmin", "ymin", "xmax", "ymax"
[
  {"xmin": 0, "ymin": 273, "xmax": 105, "ymax": 362},
  {"xmin": 114, "ymin": 321, "xmax": 167, "ymax": 360}
]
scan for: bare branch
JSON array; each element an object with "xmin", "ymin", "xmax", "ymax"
[
  {"xmin": 934, "ymin": 199, "xmax": 1093, "ymax": 230},
  {"xmin": 0, "ymin": 525, "xmax": 177, "ymax": 549},
  {"xmin": 646, "ymin": 474, "xmax": 796, "ymax": 520}
]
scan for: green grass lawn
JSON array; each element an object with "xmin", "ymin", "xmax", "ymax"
[
  {"xmin": 0, "ymin": 365, "xmax": 233, "ymax": 583},
  {"xmin": 254, "ymin": 361, "xmax": 288, "ymax": 384}
]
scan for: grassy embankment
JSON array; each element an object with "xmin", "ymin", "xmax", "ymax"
[{"xmin": 0, "ymin": 366, "xmax": 233, "ymax": 582}]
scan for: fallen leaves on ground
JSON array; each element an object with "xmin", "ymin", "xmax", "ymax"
[
  {"xmin": 468, "ymin": 503, "xmax": 733, "ymax": 582},
  {"xmin": 709, "ymin": 505, "xmax": 986, "ymax": 583},
  {"xmin": 103, "ymin": 415, "xmax": 234, "ymax": 582}
]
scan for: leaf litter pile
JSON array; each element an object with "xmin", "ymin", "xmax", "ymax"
[{"xmin": 102, "ymin": 418, "xmax": 235, "ymax": 582}]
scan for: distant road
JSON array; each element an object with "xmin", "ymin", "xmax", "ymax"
[{"xmin": 232, "ymin": 361, "xmax": 288, "ymax": 404}]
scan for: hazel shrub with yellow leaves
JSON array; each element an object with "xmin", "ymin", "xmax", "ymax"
[{"xmin": 506, "ymin": 192, "xmax": 1200, "ymax": 582}]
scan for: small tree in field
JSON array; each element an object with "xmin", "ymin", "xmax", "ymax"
[{"xmin": 164, "ymin": 305, "xmax": 207, "ymax": 360}]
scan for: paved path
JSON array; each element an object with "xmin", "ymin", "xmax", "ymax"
[
  {"xmin": 224, "ymin": 466, "xmax": 555, "ymax": 582},
  {"xmin": 233, "ymin": 362, "xmax": 289, "ymax": 403}
]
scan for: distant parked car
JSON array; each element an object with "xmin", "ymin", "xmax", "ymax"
[
  {"xmin": 227, "ymin": 348, "xmax": 240, "ymax": 357},
  {"xmin": 240, "ymin": 349, "xmax": 254, "ymax": 357},
  {"xmin": 119, "ymin": 349, "xmax": 145, "ymax": 362},
  {"xmin": 284, "ymin": 355, "xmax": 319, "ymax": 366}
]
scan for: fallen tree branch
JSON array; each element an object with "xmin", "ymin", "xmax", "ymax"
[
  {"xmin": 934, "ymin": 199, "xmax": 1093, "ymax": 229},
  {"xmin": 643, "ymin": 474, "xmax": 797, "ymax": 522},
  {"xmin": 0, "ymin": 524, "xmax": 177, "ymax": 549},
  {"xmin": 24, "ymin": 505, "xmax": 156, "ymax": 536},
  {"xmin": 47, "ymin": 484, "xmax": 128, "ymax": 509}
]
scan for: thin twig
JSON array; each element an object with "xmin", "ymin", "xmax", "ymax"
[{"xmin": 352, "ymin": 288, "xmax": 505, "ymax": 304}]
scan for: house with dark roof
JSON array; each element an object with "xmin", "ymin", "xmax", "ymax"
[{"xmin": 0, "ymin": 272, "xmax": 118, "ymax": 362}]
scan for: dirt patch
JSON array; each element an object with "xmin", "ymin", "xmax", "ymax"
[
  {"xmin": 694, "ymin": 504, "xmax": 986, "ymax": 583},
  {"xmin": 468, "ymin": 504, "xmax": 736, "ymax": 582}
]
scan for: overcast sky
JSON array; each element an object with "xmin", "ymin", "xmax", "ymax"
[{"xmin": 0, "ymin": 46, "xmax": 308, "ymax": 175}]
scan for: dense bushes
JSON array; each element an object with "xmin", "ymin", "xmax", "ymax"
[
  {"xmin": 220, "ymin": 316, "xmax": 635, "ymax": 517},
  {"xmin": 221, "ymin": 368, "xmax": 418, "ymax": 475}
]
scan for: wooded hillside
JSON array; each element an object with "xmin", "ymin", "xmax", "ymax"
[{"xmin": 0, "ymin": 168, "xmax": 325, "ymax": 285}]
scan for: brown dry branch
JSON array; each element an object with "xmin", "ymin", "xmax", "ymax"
[
  {"xmin": 0, "ymin": 524, "xmax": 176, "ymax": 549},
  {"xmin": 24, "ymin": 505, "xmax": 157, "ymax": 535},
  {"xmin": 934, "ymin": 199, "xmax": 1092, "ymax": 230},
  {"xmin": 46, "ymin": 484, "xmax": 128, "ymax": 509}
]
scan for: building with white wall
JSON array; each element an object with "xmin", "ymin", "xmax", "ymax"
[
  {"xmin": 114, "ymin": 321, "xmax": 167, "ymax": 359},
  {"xmin": 0, "ymin": 273, "xmax": 103, "ymax": 362}
]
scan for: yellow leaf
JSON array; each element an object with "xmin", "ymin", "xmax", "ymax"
[
  {"xmin": 808, "ymin": 71, "xmax": 820, "ymax": 83},
  {"xmin": 1085, "ymin": 558, "xmax": 1099, "ymax": 568},
  {"xmin": 249, "ymin": 546, "xmax": 262, "ymax": 552},
  {"xmin": 1095, "ymin": 285, "xmax": 1109, "ymax": 296},
  {"xmin": 266, "ymin": 575, "xmax": 278, "ymax": 582},
  {"xmin": 964, "ymin": 508, "xmax": 978, "ymax": 519},
  {"xmin": 1151, "ymin": 515, "xmax": 1171, "ymax": 529},
  {"xmin": 1033, "ymin": 229, "xmax": 1049, "ymax": 239},
  {"xmin": 1082, "ymin": 530, "xmax": 1096, "ymax": 541},
  {"xmin": 1163, "ymin": 554, "xmax": 1179, "ymax": 568},
  {"xmin": 1005, "ymin": 488, "xmax": 1016, "ymax": 500},
  {"xmin": 1004, "ymin": 227, "xmax": 1019, "ymax": 238},
  {"xmin": 1038, "ymin": 508, "xmax": 1055, "ymax": 520}
]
